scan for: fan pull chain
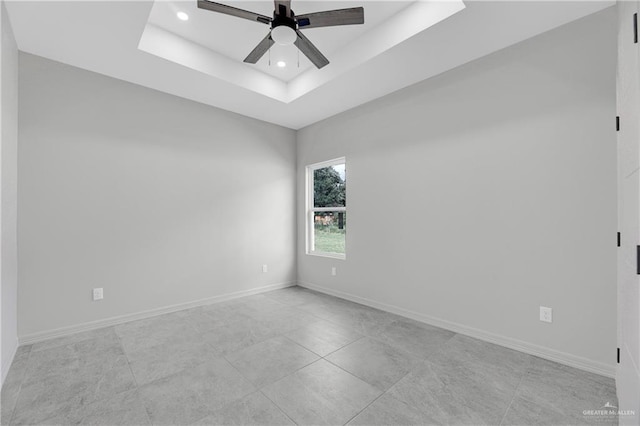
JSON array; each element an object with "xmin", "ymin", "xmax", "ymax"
[{"xmin": 268, "ymin": 45, "xmax": 271, "ymax": 66}]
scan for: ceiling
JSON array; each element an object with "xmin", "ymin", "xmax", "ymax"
[{"xmin": 5, "ymin": 1, "xmax": 614, "ymax": 129}]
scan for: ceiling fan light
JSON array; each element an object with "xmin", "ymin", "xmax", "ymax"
[{"xmin": 271, "ymin": 26, "xmax": 296, "ymax": 45}]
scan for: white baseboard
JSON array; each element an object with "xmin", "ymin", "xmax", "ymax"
[
  {"xmin": 299, "ymin": 281, "xmax": 616, "ymax": 378},
  {"xmin": 1, "ymin": 338, "xmax": 18, "ymax": 385},
  {"xmin": 19, "ymin": 281, "xmax": 296, "ymax": 345}
]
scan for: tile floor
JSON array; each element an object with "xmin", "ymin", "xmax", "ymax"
[{"xmin": 0, "ymin": 286, "xmax": 618, "ymax": 425}]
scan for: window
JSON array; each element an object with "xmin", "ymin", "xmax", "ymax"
[{"xmin": 306, "ymin": 158, "xmax": 346, "ymax": 259}]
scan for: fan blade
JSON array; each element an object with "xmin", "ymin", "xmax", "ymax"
[
  {"xmin": 244, "ymin": 33, "xmax": 275, "ymax": 64},
  {"xmin": 295, "ymin": 30, "xmax": 329, "ymax": 69},
  {"xmin": 197, "ymin": 0, "xmax": 271, "ymax": 25},
  {"xmin": 274, "ymin": 0, "xmax": 291, "ymax": 18},
  {"xmin": 296, "ymin": 7, "xmax": 364, "ymax": 29}
]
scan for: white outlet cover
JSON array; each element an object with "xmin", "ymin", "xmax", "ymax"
[
  {"xmin": 539, "ymin": 306, "xmax": 552, "ymax": 323},
  {"xmin": 93, "ymin": 288, "xmax": 103, "ymax": 301},
  {"xmin": 331, "ymin": 267, "xmax": 336, "ymax": 276},
  {"xmin": 262, "ymin": 264, "xmax": 268, "ymax": 273}
]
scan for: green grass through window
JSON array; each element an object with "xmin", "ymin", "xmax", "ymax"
[{"xmin": 314, "ymin": 225, "xmax": 345, "ymax": 254}]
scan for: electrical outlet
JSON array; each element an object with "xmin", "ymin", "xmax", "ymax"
[
  {"xmin": 331, "ymin": 267, "xmax": 336, "ymax": 276},
  {"xmin": 262, "ymin": 264, "xmax": 268, "ymax": 273},
  {"xmin": 93, "ymin": 288, "xmax": 103, "ymax": 301},
  {"xmin": 539, "ymin": 306, "xmax": 552, "ymax": 323}
]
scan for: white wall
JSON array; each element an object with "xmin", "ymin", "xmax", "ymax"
[
  {"xmin": 1, "ymin": 0, "xmax": 19, "ymax": 384},
  {"xmin": 297, "ymin": 8, "xmax": 617, "ymax": 376},
  {"xmin": 616, "ymin": 1, "xmax": 640, "ymax": 422},
  {"xmin": 18, "ymin": 53, "xmax": 297, "ymax": 339}
]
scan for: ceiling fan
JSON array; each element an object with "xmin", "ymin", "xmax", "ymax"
[{"xmin": 197, "ymin": 0, "xmax": 365, "ymax": 69}]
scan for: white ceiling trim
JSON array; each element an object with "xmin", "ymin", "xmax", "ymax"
[
  {"xmin": 287, "ymin": 0, "xmax": 464, "ymax": 101},
  {"xmin": 140, "ymin": 0, "xmax": 465, "ymax": 103},
  {"xmin": 139, "ymin": 23, "xmax": 289, "ymax": 101}
]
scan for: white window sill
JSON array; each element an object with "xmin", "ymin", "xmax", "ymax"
[{"xmin": 306, "ymin": 251, "xmax": 346, "ymax": 260}]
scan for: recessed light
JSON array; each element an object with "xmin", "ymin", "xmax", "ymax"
[
  {"xmin": 276, "ymin": 61, "xmax": 286, "ymax": 68},
  {"xmin": 177, "ymin": 11, "xmax": 189, "ymax": 21}
]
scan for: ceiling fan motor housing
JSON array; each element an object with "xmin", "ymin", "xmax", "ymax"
[{"xmin": 272, "ymin": 9, "xmax": 297, "ymax": 30}]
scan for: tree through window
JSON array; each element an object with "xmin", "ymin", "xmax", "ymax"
[{"xmin": 307, "ymin": 158, "xmax": 346, "ymax": 258}]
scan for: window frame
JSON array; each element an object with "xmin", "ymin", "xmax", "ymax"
[{"xmin": 305, "ymin": 157, "xmax": 347, "ymax": 260}]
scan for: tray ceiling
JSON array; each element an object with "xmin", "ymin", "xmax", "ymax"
[{"xmin": 5, "ymin": 1, "xmax": 614, "ymax": 129}]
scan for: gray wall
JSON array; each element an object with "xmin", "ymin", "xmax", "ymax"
[
  {"xmin": 1, "ymin": 0, "xmax": 19, "ymax": 383},
  {"xmin": 18, "ymin": 53, "xmax": 297, "ymax": 338},
  {"xmin": 297, "ymin": 9, "xmax": 617, "ymax": 372}
]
